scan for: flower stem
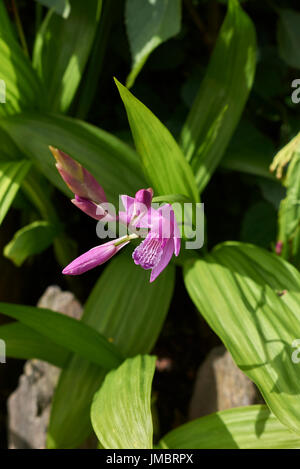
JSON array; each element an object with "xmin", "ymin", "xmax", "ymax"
[{"xmin": 11, "ymin": 0, "xmax": 29, "ymax": 58}]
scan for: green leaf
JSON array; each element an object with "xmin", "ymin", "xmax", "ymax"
[
  {"xmin": 152, "ymin": 194, "xmax": 193, "ymax": 204},
  {"xmin": 159, "ymin": 405, "xmax": 300, "ymax": 449},
  {"xmin": 180, "ymin": 0, "xmax": 256, "ymax": 193},
  {"xmin": 125, "ymin": 0, "xmax": 181, "ymax": 88},
  {"xmin": 0, "ymin": 33, "xmax": 44, "ymax": 116},
  {"xmin": 4, "ymin": 221, "xmax": 60, "ymax": 267},
  {"xmin": 0, "ymin": 322, "xmax": 69, "ymax": 367},
  {"xmin": 91, "ymin": 355, "xmax": 155, "ymax": 449},
  {"xmin": 221, "ymin": 120, "xmax": 275, "ymax": 180},
  {"xmin": 0, "ymin": 302, "xmax": 123, "ymax": 370},
  {"xmin": 75, "ymin": 0, "xmax": 114, "ymax": 119},
  {"xmin": 1, "ymin": 111, "xmax": 146, "ymax": 206},
  {"xmin": 115, "ymin": 79, "xmax": 199, "ymax": 202},
  {"xmin": 278, "ymin": 151, "xmax": 300, "ymax": 262},
  {"xmin": 0, "ymin": 1, "xmax": 17, "ymax": 43},
  {"xmin": 240, "ymin": 201, "xmax": 277, "ymax": 249},
  {"xmin": 33, "ymin": 0, "xmax": 102, "ymax": 113},
  {"xmin": 277, "ymin": 9, "xmax": 300, "ymax": 69},
  {"xmin": 35, "ymin": 0, "xmax": 71, "ymax": 18},
  {"xmin": 184, "ymin": 242, "xmax": 300, "ymax": 434},
  {"xmin": 0, "ymin": 160, "xmax": 31, "ymax": 225},
  {"xmin": 0, "ymin": 127, "xmax": 23, "ymax": 161},
  {"xmin": 47, "ymin": 253, "xmax": 175, "ymax": 449}
]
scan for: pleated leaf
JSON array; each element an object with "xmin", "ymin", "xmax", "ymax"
[
  {"xmin": 125, "ymin": 0, "xmax": 181, "ymax": 88},
  {"xmin": 184, "ymin": 242, "xmax": 300, "ymax": 434},
  {"xmin": 115, "ymin": 79, "xmax": 199, "ymax": 202},
  {"xmin": 0, "ymin": 28, "xmax": 44, "ymax": 116},
  {"xmin": 0, "ymin": 160, "xmax": 31, "ymax": 225},
  {"xmin": 35, "ymin": 0, "xmax": 71, "ymax": 18},
  {"xmin": 33, "ymin": 0, "xmax": 102, "ymax": 113},
  {"xmin": 159, "ymin": 405, "xmax": 300, "ymax": 449},
  {"xmin": 0, "ymin": 322, "xmax": 69, "ymax": 368},
  {"xmin": 4, "ymin": 221, "xmax": 60, "ymax": 267},
  {"xmin": 1, "ymin": 112, "xmax": 146, "ymax": 206},
  {"xmin": 0, "ymin": 302, "xmax": 123, "ymax": 370},
  {"xmin": 47, "ymin": 253, "xmax": 175, "ymax": 449},
  {"xmin": 180, "ymin": 0, "xmax": 256, "ymax": 193},
  {"xmin": 91, "ymin": 355, "xmax": 155, "ymax": 449},
  {"xmin": 277, "ymin": 151, "xmax": 300, "ymax": 262}
]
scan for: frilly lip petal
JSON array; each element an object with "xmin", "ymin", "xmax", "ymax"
[{"xmin": 150, "ymin": 238, "xmax": 174, "ymax": 283}]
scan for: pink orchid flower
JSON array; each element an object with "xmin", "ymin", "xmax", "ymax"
[{"xmin": 50, "ymin": 147, "xmax": 180, "ymax": 282}]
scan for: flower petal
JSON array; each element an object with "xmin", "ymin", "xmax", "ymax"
[
  {"xmin": 152, "ymin": 204, "xmax": 174, "ymax": 239},
  {"xmin": 62, "ymin": 243, "xmax": 117, "ymax": 275},
  {"xmin": 50, "ymin": 146, "xmax": 107, "ymax": 203},
  {"xmin": 150, "ymin": 237, "xmax": 174, "ymax": 282},
  {"xmin": 62, "ymin": 237, "xmax": 129, "ymax": 275},
  {"xmin": 132, "ymin": 234, "xmax": 163, "ymax": 270},
  {"xmin": 134, "ymin": 188, "xmax": 153, "ymax": 209},
  {"xmin": 72, "ymin": 196, "xmax": 107, "ymax": 220}
]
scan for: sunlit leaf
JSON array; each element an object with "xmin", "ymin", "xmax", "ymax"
[
  {"xmin": 180, "ymin": 0, "xmax": 256, "ymax": 193},
  {"xmin": 0, "ymin": 302, "xmax": 123, "ymax": 370},
  {"xmin": 159, "ymin": 405, "xmax": 300, "ymax": 449},
  {"xmin": 33, "ymin": 0, "xmax": 102, "ymax": 112},
  {"xmin": 0, "ymin": 322, "xmax": 69, "ymax": 368},
  {"xmin": 91, "ymin": 355, "xmax": 155, "ymax": 449},
  {"xmin": 115, "ymin": 79, "xmax": 199, "ymax": 202},
  {"xmin": 278, "ymin": 151, "xmax": 300, "ymax": 262},
  {"xmin": 184, "ymin": 242, "xmax": 300, "ymax": 434},
  {"xmin": 47, "ymin": 253, "xmax": 174, "ymax": 448},
  {"xmin": 4, "ymin": 221, "xmax": 60, "ymax": 267},
  {"xmin": 125, "ymin": 0, "xmax": 181, "ymax": 88},
  {"xmin": 0, "ymin": 36, "xmax": 44, "ymax": 116},
  {"xmin": 0, "ymin": 160, "xmax": 31, "ymax": 225}
]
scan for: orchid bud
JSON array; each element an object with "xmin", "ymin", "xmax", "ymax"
[
  {"xmin": 72, "ymin": 195, "xmax": 107, "ymax": 221},
  {"xmin": 49, "ymin": 146, "xmax": 107, "ymax": 204},
  {"xmin": 62, "ymin": 237, "xmax": 129, "ymax": 275},
  {"xmin": 134, "ymin": 188, "xmax": 153, "ymax": 210}
]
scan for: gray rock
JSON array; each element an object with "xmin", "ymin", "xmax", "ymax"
[
  {"xmin": 37, "ymin": 286, "xmax": 82, "ymax": 320},
  {"xmin": 189, "ymin": 345, "xmax": 262, "ymax": 420},
  {"xmin": 7, "ymin": 286, "xmax": 83, "ymax": 449}
]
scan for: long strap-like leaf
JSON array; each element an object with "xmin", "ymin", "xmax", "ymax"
[{"xmin": 180, "ymin": 0, "xmax": 256, "ymax": 193}]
